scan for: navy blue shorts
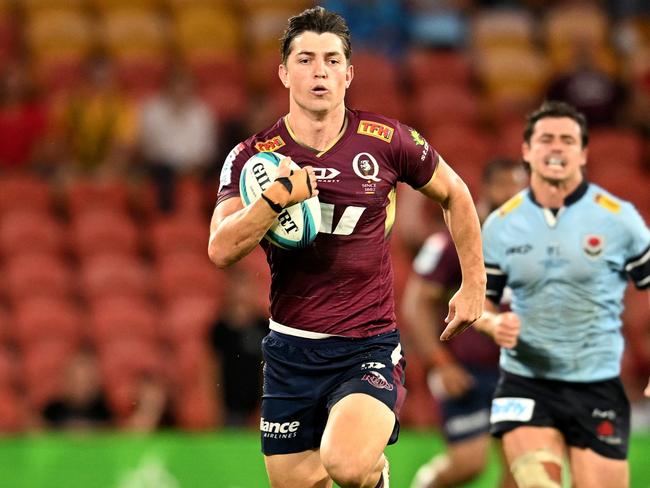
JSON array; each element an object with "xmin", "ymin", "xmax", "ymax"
[
  {"xmin": 438, "ymin": 366, "xmax": 499, "ymax": 443},
  {"xmin": 490, "ymin": 370, "xmax": 630, "ymax": 459},
  {"xmin": 260, "ymin": 329, "xmax": 406, "ymax": 455}
]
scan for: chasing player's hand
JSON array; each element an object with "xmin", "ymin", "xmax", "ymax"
[
  {"xmin": 645, "ymin": 377, "xmax": 650, "ymax": 397},
  {"xmin": 429, "ymin": 363, "xmax": 474, "ymax": 399},
  {"xmin": 493, "ymin": 312, "xmax": 520, "ymax": 349},
  {"xmin": 440, "ymin": 282, "xmax": 485, "ymax": 341},
  {"xmin": 264, "ymin": 157, "xmax": 319, "ymax": 209}
]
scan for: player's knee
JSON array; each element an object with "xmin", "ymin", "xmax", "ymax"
[
  {"xmin": 510, "ymin": 449, "xmax": 562, "ymax": 488},
  {"xmin": 322, "ymin": 453, "xmax": 373, "ymax": 488}
]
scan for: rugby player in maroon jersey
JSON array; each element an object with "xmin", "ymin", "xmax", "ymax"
[{"xmin": 209, "ymin": 7, "xmax": 486, "ymax": 488}]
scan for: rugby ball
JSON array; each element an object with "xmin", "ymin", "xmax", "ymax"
[{"xmin": 239, "ymin": 152, "xmax": 321, "ymax": 249}]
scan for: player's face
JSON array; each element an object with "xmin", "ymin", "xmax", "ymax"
[
  {"xmin": 523, "ymin": 116, "xmax": 587, "ymax": 186},
  {"xmin": 485, "ymin": 167, "xmax": 527, "ymax": 210},
  {"xmin": 279, "ymin": 31, "xmax": 353, "ymax": 116}
]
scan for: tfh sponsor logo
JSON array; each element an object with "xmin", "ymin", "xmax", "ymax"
[{"xmin": 255, "ymin": 136, "xmax": 285, "ymax": 152}]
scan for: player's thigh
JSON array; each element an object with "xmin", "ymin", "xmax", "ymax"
[
  {"xmin": 320, "ymin": 393, "xmax": 394, "ymax": 475},
  {"xmin": 502, "ymin": 426, "xmax": 565, "ymax": 485},
  {"xmin": 265, "ymin": 450, "xmax": 332, "ymax": 488},
  {"xmin": 569, "ymin": 447, "xmax": 629, "ymax": 488}
]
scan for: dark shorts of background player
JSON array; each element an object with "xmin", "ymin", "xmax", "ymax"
[
  {"xmin": 491, "ymin": 370, "xmax": 630, "ymax": 460},
  {"xmin": 260, "ymin": 329, "xmax": 406, "ymax": 455},
  {"xmin": 440, "ymin": 366, "xmax": 499, "ymax": 443}
]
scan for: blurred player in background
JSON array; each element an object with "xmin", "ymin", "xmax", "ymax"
[
  {"xmin": 208, "ymin": 6, "xmax": 486, "ymax": 488},
  {"xmin": 474, "ymin": 101, "xmax": 650, "ymax": 488},
  {"xmin": 406, "ymin": 158, "xmax": 526, "ymax": 488}
]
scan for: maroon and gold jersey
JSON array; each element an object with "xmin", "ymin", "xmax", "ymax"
[{"xmin": 218, "ymin": 109, "xmax": 438, "ymax": 337}]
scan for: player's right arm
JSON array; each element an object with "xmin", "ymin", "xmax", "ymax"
[{"xmin": 208, "ymin": 158, "xmax": 318, "ymax": 268}]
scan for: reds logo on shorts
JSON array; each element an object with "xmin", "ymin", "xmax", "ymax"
[{"xmin": 361, "ymin": 371, "xmax": 394, "ymax": 391}]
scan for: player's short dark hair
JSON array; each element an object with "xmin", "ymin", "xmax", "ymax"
[
  {"xmin": 280, "ymin": 6, "xmax": 352, "ymax": 65},
  {"xmin": 482, "ymin": 157, "xmax": 524, "ymax": 183},
  {"xmin": 523, "ymin": 100, "xmax": 589, "ymax": 148}
]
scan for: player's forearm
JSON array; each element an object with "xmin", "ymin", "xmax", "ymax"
[
  {"xmin": 443, "ymin": 184, "xmax": 486, "ymax": 290},
  {"xmin": 208, "ymin": 199, "xmax": 278, "ymax": 268}
]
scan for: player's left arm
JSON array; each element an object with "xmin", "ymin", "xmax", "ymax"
[{"xmin": 419, "ymin": 157, "xmax": 486, "ymax": 341}]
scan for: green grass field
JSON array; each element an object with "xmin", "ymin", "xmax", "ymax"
[{"xmin": 0, "ymin": 430, "xmax": 648, "ymax": 487}]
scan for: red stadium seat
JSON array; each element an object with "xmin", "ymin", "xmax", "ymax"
[
  {"xmin": 79, "ymin": 253, "xmax": 152, "ymax": 302},
  {"xmin": 161, "ymin": 295, "xmax": 219, "ymax": 344},
  {"xmin": 0, "ymin": 174, "xmax": 53, "ymax": 214},
  {"xmin": 4, "ymin": 253, "xmax": 74, "ymax": 303},
  {"xmin": 0, "ymin": 388, "xmax": 26, "ymax": 432},
  {"xmin": 66, "ymin": 176, "xmax": 131, "ymax": 215},
  {"xmin": 587, "ymin": 129, "xmax": 643, "ymax": 172},
  {"xmin": 0, "ymin": 348, "xmax": 18, "ymax": 388},
  {"xmin": 22, "ymin": 340, "xmax": 77, "ymax": 408},
  {"xmin": 71, "ymin": 209, "xmax": 140, "ymax": 257},
  {"xmin": 12, "ymin": 297, "xmax": 84, "ymax": 348},
  {"xmin": 173, "ymin": 383, "xmax": 218, "ymax": 430},
  {"xmin": 89, "ymin": 296, "xmax": 159, "ymax": 344},
  {"xmin": 406, "ymin": 48, "xmax": 472, "ymax": 90},
  {"xmin": 155, "ymin": 251, "xmax": 226, "ymax": 302},
  {"xmin": 148, "ymin": 213, "xmax": 209, "ymax": 257},
  {"xmin": 414, "ymin": 84, "xmax": 481, "ymax": 129},
  {"xmin": 0, "ymin": 210, "xmax": 66, "ymax": 256}
]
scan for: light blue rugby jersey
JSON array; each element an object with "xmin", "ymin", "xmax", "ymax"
[{"xmin": 482, "ymin": 181, "xmax": 650, "ymax": 382}]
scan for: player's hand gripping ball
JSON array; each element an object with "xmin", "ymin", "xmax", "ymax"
[{"xmin": 240, "ymin": 152, "xmax": 321, "ymax": 249}]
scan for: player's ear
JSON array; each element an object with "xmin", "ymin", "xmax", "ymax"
[
  {"xmin": 345, "ymin": 64, "xmax": 354, "ymax": 89},
  {"xmin": 279, "ymin": 64, "xmax": 289, "ymax": 88}
]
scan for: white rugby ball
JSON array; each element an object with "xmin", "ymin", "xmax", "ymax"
[{"xmin": 239, "ymin": 152, "xmax": 321, "ymax": 250}]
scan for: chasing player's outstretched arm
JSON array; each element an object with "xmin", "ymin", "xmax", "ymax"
[
  {"xmin": 208, "ymin": 158, "xmax": 318, "ymax": 268},
  {"xmin": 419, "ymin": 157, "xmax": 486, "ymax": 341}
]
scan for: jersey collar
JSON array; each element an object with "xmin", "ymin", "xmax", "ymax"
[{"xmin": 528, "ymin": 180, "xmax": 590, "ymax": 208}]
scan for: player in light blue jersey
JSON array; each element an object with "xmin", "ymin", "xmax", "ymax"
[{"xmin": 472, "ymin": 101, "xmax": 650, "ymax": 488}]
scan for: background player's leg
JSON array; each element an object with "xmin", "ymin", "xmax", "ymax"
[
  {"xmin": 502, "ymin": 426, "xmax": 565, "ymax": 487},
  {"xmin": 568, "ymin": 448, "xmax": 628, "ymax": 488},
  {"xmin": 320, "ymin": 393, "xmax": 394, "ymax": 488},
  {"xmin": 265, "ymin": 450, "xmax": 332, "ymax": 488}
]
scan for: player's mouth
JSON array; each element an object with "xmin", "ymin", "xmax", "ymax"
[
  {"xmin": 545, "ymin": 156, "xmax": 566, "ymax": 168},
  {"xmin": 310, "ymin": 85, "xmax": 329, "ymax": 96}
]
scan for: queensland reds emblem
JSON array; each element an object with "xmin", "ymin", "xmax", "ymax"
[
  {"xmin": 361, "ymin": 371, "xmax": 394, "ymax": 391},
  {"xmin": 352, "ymin": 152, "xmax": 381, "ymax": 182},
  {"xmin": 583, "ymin": 234, "xmax": 604, "ymax": 259}
]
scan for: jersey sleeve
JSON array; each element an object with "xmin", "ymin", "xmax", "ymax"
[
  {"xmin": 216, "ymin": 142, "xmax": 255, "ymax": 206},
  {"xmin": 413, "ymin": 233, "xmax": 461, "ymax": 287},
  {"xmin": 482, "ymin": 212, "xmax": 508, "ymax": 305},
  {"xmin": 393, "ymin": 122, "xmax": 439, "ymax": 189},
  {"xmin": 621, "ymin": 203, "xmax": 650, "ymax": 289}
]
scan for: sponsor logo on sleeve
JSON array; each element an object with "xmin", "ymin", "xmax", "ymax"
[
  {"xmin": 409, "ymin": 128, "xmax": 430, "ymax": 161},
  {"xmin": 498, "ymin": 194, "xmax": 524, "ymax": 216},
  {"xmin": 490, "ymin": 397, "xmax": 535, "ymax": 423},
  {"xmin": 255, "ymin": 135, "xmax": 286, "ymax": 152},
  {"xmin": 583, "ymin": 234, "xmax": 605, "ymax": 259},
  {"xmin": 219, "ymin": 142, "xmax": 244, "ymax": 191},
  {"xmin": 594, "ymin": 193, "xmax": 621, "ymax": 213},
  {"xmin": 357, "ymin": 120, "xmax": 394, "ymax": 143}
]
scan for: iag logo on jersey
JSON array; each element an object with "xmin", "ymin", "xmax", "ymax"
[{"xmin": 255, "ymin": 136, "xmax": 285, "ymax": 153}]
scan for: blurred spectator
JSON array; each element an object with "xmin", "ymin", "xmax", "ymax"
[
  {"xmin": 137, "ymin": 68, "xmax": 217, "ymax": 213},
  {"xmin": 51, "ymin": 56, "xmax": 137, "ymax": 176},
  {"xmin": 0, "ymin": 63, "xmax": 47, "ymax": 171},
  {"xmin": 209, "ymin": 268, "xmax": 267, "ymax": 427},
  {"xmin": 122, "ymin": 373, "xmax": 174, "ymax": 433},
  {"xmin": 323, "ymin": 0, "xmax": 408, "ymax": 58},
  {"xmin": 407, "ymin": 0, "xmax": 470, "ymax": 49},
  {"xmin": 545, "ymin": 40, "xmax": 627, "ymax": 127},
  {"xmin": 41, "ymin": 348, "xmax": 113, "ymax": 431}
]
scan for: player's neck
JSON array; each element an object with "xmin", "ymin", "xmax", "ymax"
[
  {"xmin": 530, "ymin": 173, "xmax": 583, "ymax": 208},
  {"xmin": 285, "ymin": 105, "xmax": 347, "ymax": 152}
]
